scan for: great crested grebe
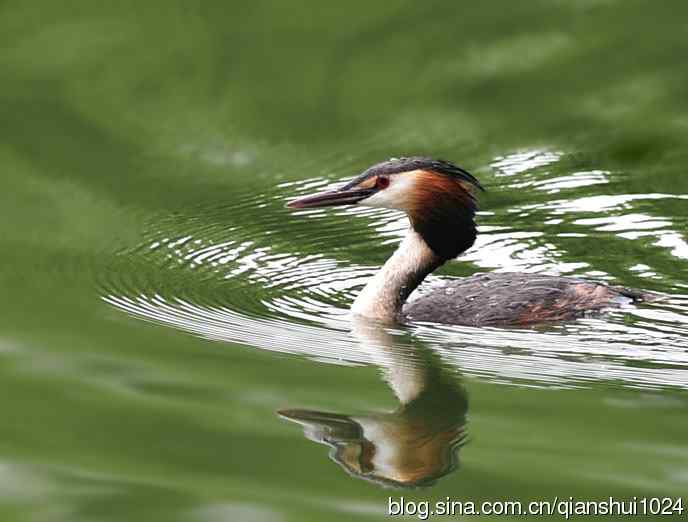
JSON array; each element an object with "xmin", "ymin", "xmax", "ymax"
[{"xmin": 287, "ymin": 156, "xmax": 649, "ymax": 326}]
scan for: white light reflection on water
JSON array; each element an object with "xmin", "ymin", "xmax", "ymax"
[
  {"xmin": 532, "ymin": 170, "xmax": 609, "ymax": 193},
  {"xmin": 103, "ymin": 288, "xmax": 688, "ymax": 389},
  {"xmin": 491, "ymin": 150, "xmax": 563, "ymax": 177},
  {"xmin": 543, "ymin": 193, "xmax": 688, "ymax": 214}
]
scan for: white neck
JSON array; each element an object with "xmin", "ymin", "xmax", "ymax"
[{"xmin": 351, "ymin": 229, "xmax": 442, "ymax": 323}]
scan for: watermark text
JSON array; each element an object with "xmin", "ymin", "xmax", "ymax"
[{"xmin": 388, "ymin": 496, "xmax": 685, "ymax": 519}]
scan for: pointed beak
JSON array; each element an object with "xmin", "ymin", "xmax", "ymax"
[{"xmin": 286, "ymin": 186, "xmax": 376, "ymax": 209}]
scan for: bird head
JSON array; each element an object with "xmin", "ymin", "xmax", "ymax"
[{"xmin": 288, "ymin": 157, "xmax": 484, "ymax": 259}]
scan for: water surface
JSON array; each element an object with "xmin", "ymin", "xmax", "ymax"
[{"xmin": 2, "ymin": 1, "xmax": 688, "ymax": 520}]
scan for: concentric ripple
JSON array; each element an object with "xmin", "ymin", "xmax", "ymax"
[{"xmin": 100, "ymin": 157, "xmax": 688, "ymax": 389}]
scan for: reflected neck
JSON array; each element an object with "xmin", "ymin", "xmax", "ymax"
[{"xmin": 351, "ymin": 229, "xmax": 444, "ymax": 323}]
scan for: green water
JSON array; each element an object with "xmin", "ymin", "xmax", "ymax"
[{"xmin": 2, "ymin": 1, "xmax": 688, "ymax": 520}]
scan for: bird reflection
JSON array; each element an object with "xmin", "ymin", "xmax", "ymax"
[{"xmin": 278, "ymin": 319, "xmax": 468, "ymax": 488}]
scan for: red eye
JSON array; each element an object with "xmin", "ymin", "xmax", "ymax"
[{"xmin": 376, "ymin": 176, "xmax": 390, "ymax": 189}]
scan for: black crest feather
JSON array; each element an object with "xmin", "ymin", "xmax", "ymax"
[{"xmin": 341, "ymin": 156, "xmax": 483, "ymax": 192}]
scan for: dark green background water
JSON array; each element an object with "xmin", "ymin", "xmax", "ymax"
[{"xmin": 2, "ymin": 1, "xmax": 688, "ymax": 520}]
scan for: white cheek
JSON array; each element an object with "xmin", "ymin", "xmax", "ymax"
[{"xmin": 361, "ymin": 175, "xmax": 416, "ymax": 210}]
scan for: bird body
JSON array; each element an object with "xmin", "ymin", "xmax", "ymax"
[
  {"xmin": 404, "ymin": 272, "xmax": 644, "ymax": 326},
  {"xmin": 288, "ymin": 157, "xmax": 649, "ymax": 326}
]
